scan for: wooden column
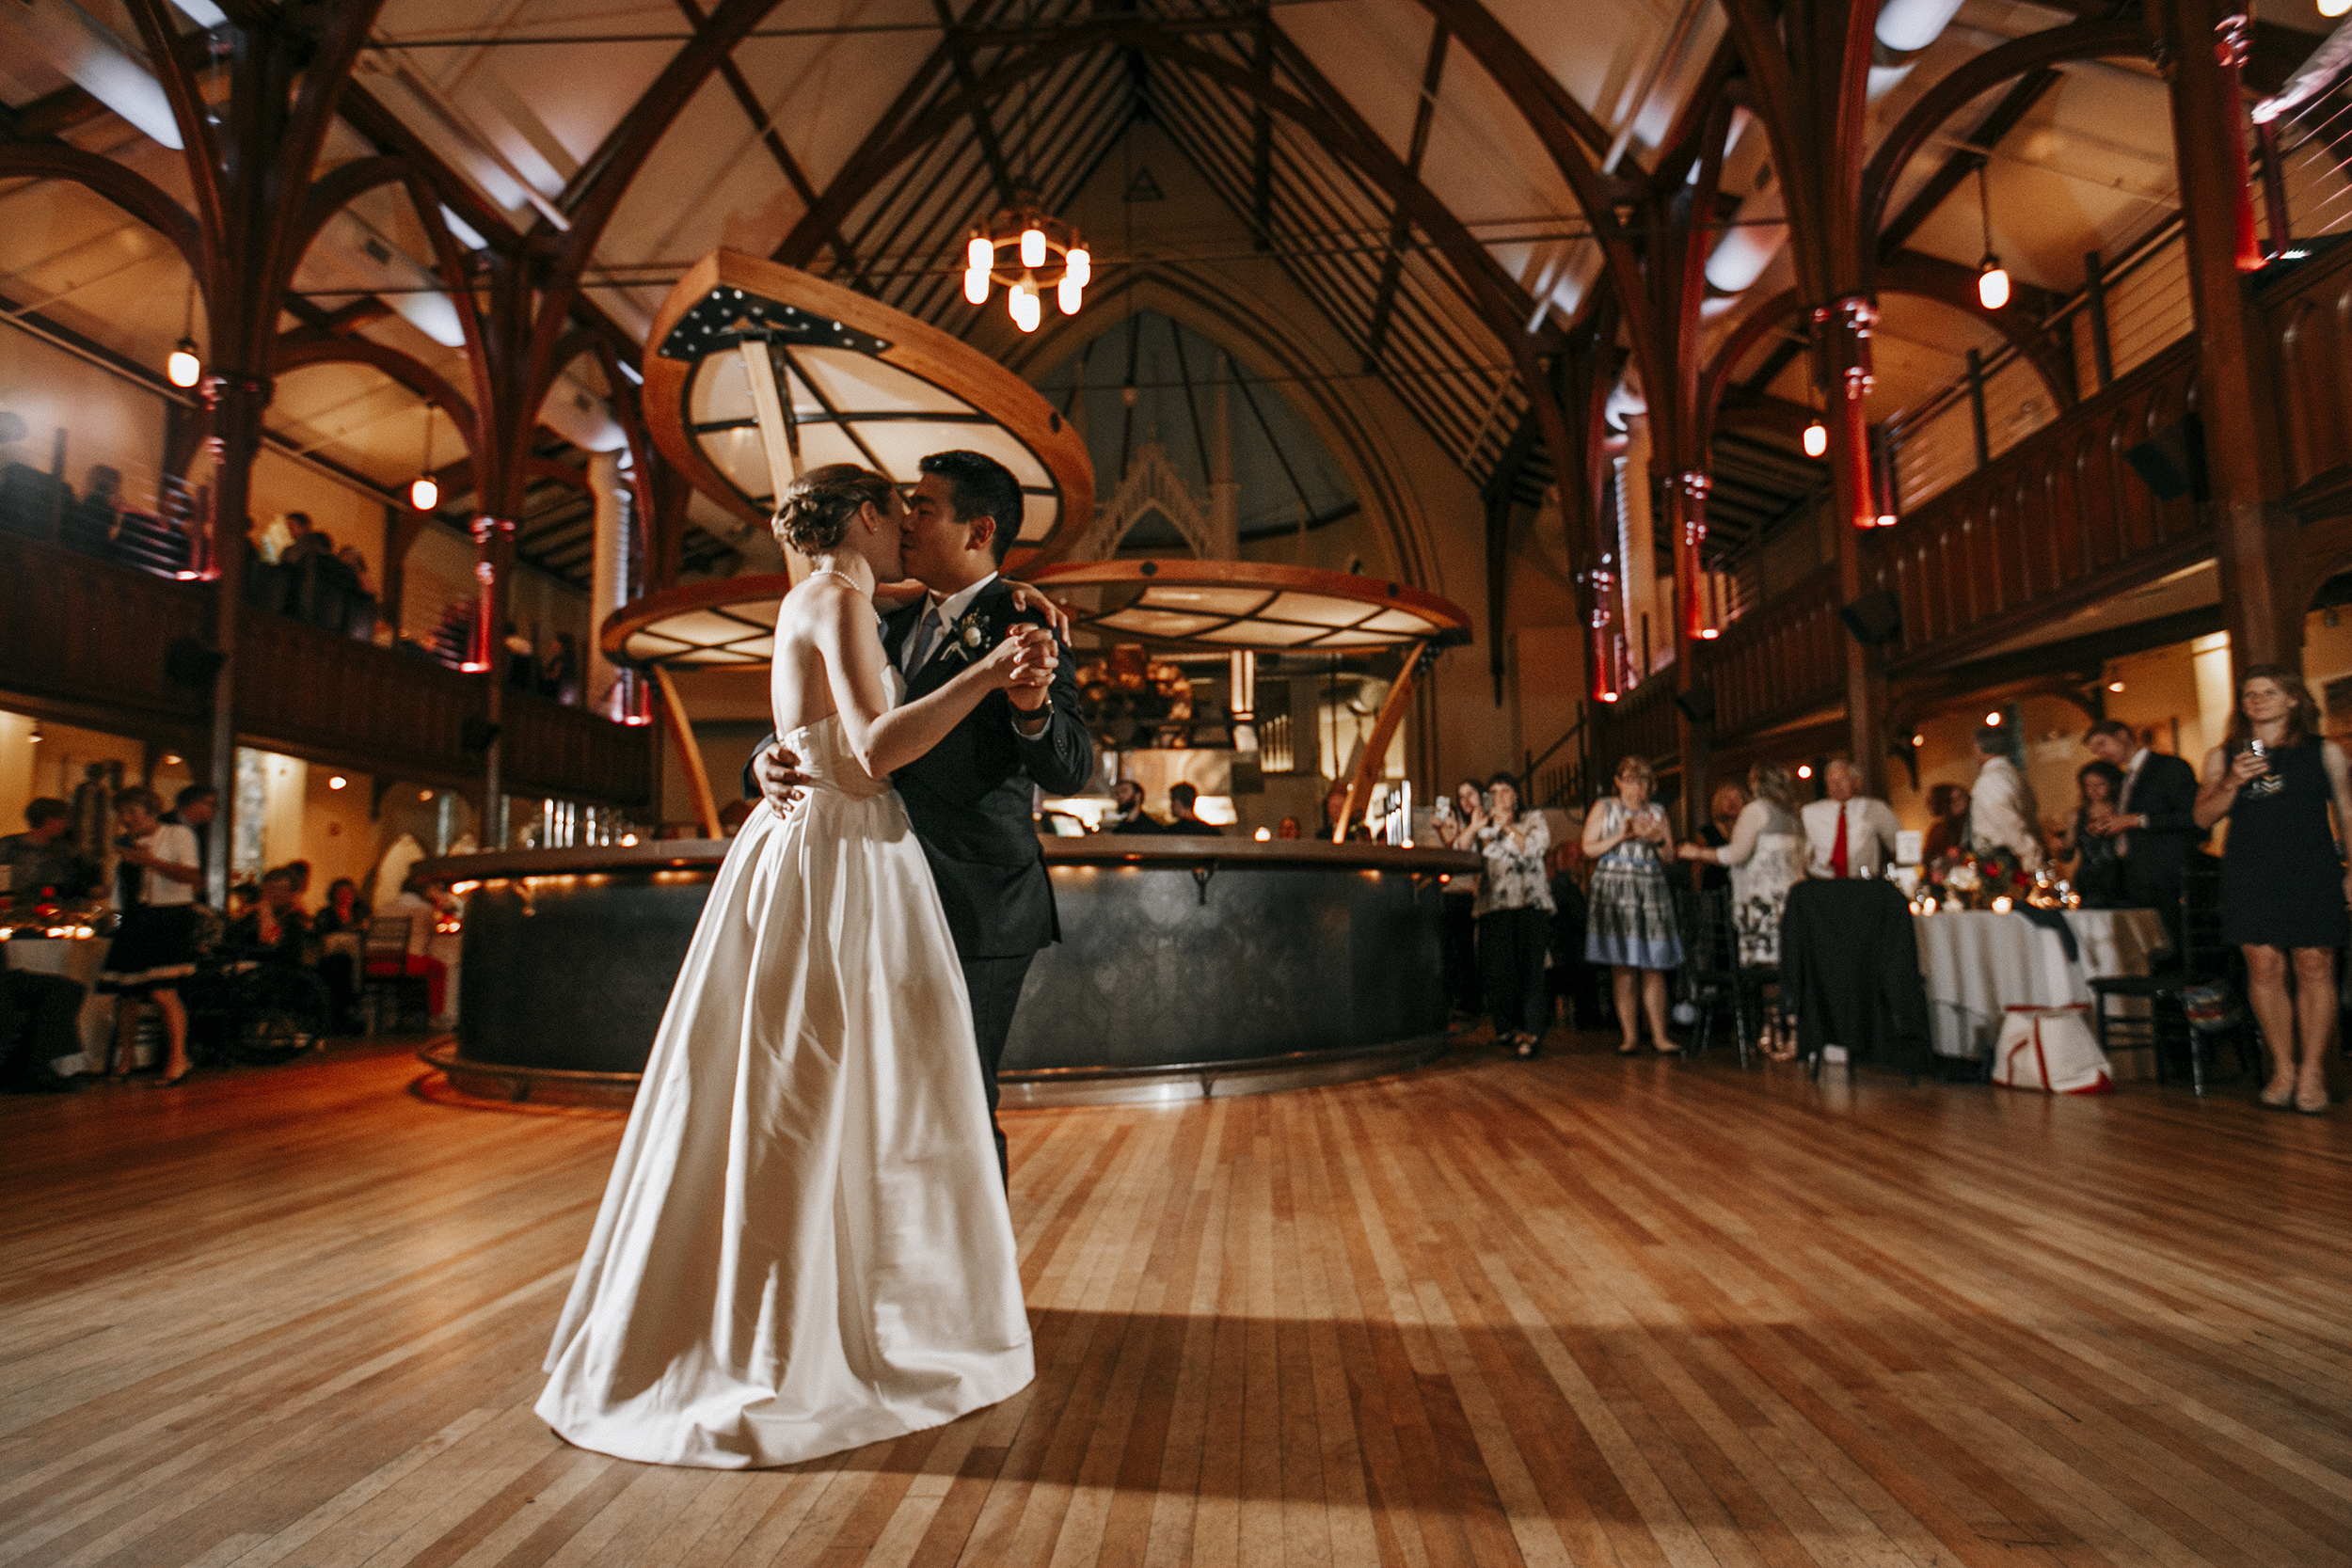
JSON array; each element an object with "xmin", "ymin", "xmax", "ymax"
[
  {"xmin": 199, "ymin": 372, "xmax": 267, "ymax": 906},
  {"xmin": 1814, "ymin": 296, "xmax": 1890, "ymax": 793},
  {"xmin": 2160, "ymin": 0, "xmax": 2296, "ymax": 673},
  {"xmin": 470, "ymin": 515, "xmax": 517, "ymax": 846},
  {"xmin": 1669, "ymin": 469, "xmax": 1710, "ymax": 835}
]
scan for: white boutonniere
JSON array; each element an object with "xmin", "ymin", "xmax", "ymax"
[{"xmin": 948, "ymin": 609, "xmax": 991, "ymax": 663}]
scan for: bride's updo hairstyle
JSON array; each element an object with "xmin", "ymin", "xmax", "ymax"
[{"xmin": 772, "ymin": 464, "xmax": 894, "ymax": 554}]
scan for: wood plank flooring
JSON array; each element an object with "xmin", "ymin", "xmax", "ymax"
[{"xmin": 3, "ymin": 1037, "xmax": 2349, "ymax": 1567}]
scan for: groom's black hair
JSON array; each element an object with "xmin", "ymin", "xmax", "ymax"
[{"xmin": 920, "ymin": 450, "xmax": 1024, "ymax": 564}]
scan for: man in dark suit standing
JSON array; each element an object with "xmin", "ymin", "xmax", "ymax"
[
  {"xmin": 748, "ymin": 451, "xmax": 1092, "ymax": 1180},
  {"xmin": 2084, "ymin": 720, "xmax": 2205, "ymax": 942}
]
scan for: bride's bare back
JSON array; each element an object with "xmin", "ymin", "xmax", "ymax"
[{"xmin": 769, "ymin": 571, "xmax": 886, "ymax": 739}]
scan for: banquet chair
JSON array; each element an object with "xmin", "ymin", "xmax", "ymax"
[
  {"xmin": 1674, "ymin": 888, "xmax": 1764, "ymax": 1068},
  {"xmin": 358, "ymin": 917, "xmax": 430, "ymax": 1034},
  {"xmin": 2085, "ymin": 863, "xmax": 2250, "ymax": 1095}
]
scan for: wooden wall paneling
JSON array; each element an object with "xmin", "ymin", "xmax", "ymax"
[
  {"xmin": 2259, "ymin": 229, "xmax": 2352, "ymax": 499},
  {"xmin": 0, "ymin": 537, "xmax": 211, "ymax": 727}
]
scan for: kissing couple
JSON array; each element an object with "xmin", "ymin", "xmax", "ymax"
[{"xmin": 537, "ymin": 450, "xmax": 1093, "ymax": 1468}]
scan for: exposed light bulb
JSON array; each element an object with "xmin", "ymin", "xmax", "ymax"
[
  {"xmin": 2107, "ymin": 680, "xmax": 2125, "ymax": 693},
  {"xmin": 1978, "ymin": 258, "xmax": 2010, "ymax": 310},
  {"xmin": 1985, "ymin": 711, "xmax": 2002, "ymax": 725},
  {"xmin": 1876, "ymin": 514, "xmax": 1898, "ymax": 528},
  {"xmin": 966, "ymin": 234, "xmax": 993, "ymax": 271},
  {"xmin": 963, "ymin": 265, "xmax": 990, "ymax": 305},
  {"xmin": 328, "ymin": 775, "xmax": 348, "ymax": 790},
  {"xmin": 1065, "ymin": 245, "xmax": 1090, "ymax": 287},
  {"xmin": 1009, "ymin": 276, "xmax": 1041, "ymax": 333},
  {"xmin": 1803, "ymin": 420, "xmax": 1828, "ymax": 458},
  {"xmin": 1797, "ymin": 764, "xmax": 1813, "ymax": 779},
  {"xmin": 1057, "ymin": 273, "xmax": 1083, "ymax": 315},
  {"xmin": 1020, "ymin": 227, "xmax": 1047, "ymax": 268},
  {"xmin": 167, "ymin": 340, "xmax": 201, "ymax": 388},
  {"xmin": 410, "ymin": 474, "xmax": 440, "ymax": 511}
]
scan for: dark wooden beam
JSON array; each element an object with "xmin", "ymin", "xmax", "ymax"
[
  {"xmin": 673, "ymin": 0, "xmax": 854, "ymax": 272},
  {"xmin": 1876, "ymin": 71, "xmax": 2065, "ymax": 263},
  {"xmin": 1249, "ymin": 2, "xmax": 1275, "ymax": 251},
  {"xmin": 1364, "ymin": 24, "xmax": 1451, "ymax": 368},
  {"xmin": 929, "ymin": 0, "xmax": 1020, "ymax": 205}
]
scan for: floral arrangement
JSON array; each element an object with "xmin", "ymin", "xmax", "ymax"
[{"xmin": 1919, "ymin": 847, "xmax": 2035, "ymax": 911}]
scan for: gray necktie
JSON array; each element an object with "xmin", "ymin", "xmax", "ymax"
[{"xmin": 903, "ymin": 602, "xmax": 943, "ymax": 675}]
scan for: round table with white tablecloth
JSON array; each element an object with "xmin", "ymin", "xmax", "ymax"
[
  {"xmin": 1914, "ymin": 908, "xmax": 2169, "ymax": 1067},
  {"xmin": 2, "ymin": 930, "xmax": 127, "ymax": 1073}
]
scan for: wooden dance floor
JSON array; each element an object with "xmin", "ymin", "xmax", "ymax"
[{"xmin": 5, "ymin": 1039, "xmax": 2349, "ymax": 1568}]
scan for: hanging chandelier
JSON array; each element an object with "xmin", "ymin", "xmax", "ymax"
[{"xmin": 963, "ymin": 193, "xmax": 1089, "ymax": 333}]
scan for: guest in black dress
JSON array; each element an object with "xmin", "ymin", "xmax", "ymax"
[
  {"xmin": 2194, "ymin": 664, "xmax": 2352, "ymax": 1115},
  {"xmin": 2059, "ymin": 761, "xmax": 2126, "ymax": 907}
]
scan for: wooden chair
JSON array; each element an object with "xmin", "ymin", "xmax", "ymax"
[
  {"xmin": 1676, "ymin": 888, "xmax": 1767, "ymax": 1068},
  {"xmin": 2086, "ymin": 863, "xmax": 2253, "ymax": 1094},
  {"xmin": 359, "ymin": 917, "xmax": 429, "ymax": 1035}
]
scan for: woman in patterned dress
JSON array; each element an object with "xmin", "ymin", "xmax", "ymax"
[
  {"xmin": 1676, "ymin": 762, "xmax": 1807, "ymax": 1061},
  {"xmin": 1581, "ymin": 756, "xmax": 1686, "ymax": 1055},
  {"xmin": 1470, "ymin": 774, "xmax": 1553, "ymax": 1058}
]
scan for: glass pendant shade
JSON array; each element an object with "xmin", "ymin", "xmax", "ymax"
[
  {"xmin": 1977, "ymin": 258, "xmax": 2010, "ymax": 310},
  {"xmin": 966, "ymin": 235, "xmax": 993, "ymax": 271},
  {"xmin": 1009, "ymin": 277, "xmax": 1041, "ymax": 333},
  {"xmin": 1057, "ymin": 274, "xmax": 1083, "ymax": 315},
  {"xmin": 963, "ymin": 265, "xmax": 990, "ymax": 305},
  {"xmin": 409, "ymin": 474, "xmax": 439, "ymax": 511},
  {"xmin": 1803, "ymin": 420, "xmax": 1828, "ymax": 458},
  {"xmin": 1019, "ymin": 227, "xmax": 1046, "ymax": 268},
  {"xmin": 167, "ymin": 340, "xmax": 201, "ymax": 388}
]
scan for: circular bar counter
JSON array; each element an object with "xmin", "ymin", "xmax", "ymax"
[{"xmin": 414, "ymin": 835, "xmax": 1477, "ymax": 1107}]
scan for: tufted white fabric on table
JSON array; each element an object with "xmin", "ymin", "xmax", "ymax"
[{"xmin": 1914, "ymin": 909, "xmax": 2169, "ymax": 1062}]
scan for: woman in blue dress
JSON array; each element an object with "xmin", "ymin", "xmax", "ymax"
[{"xmin": 1581, "ymin": 755, "xmax": 1686, "ymax": 1055}]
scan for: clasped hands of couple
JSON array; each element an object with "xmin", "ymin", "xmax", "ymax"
[{"xmin": 750, "ymin": 579, "xmax": 1075, "ymax": 812}]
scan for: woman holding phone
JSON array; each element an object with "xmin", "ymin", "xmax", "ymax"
[{"xmin": 1581, "ymin": 755, "xmax": 1685, "ymax": 1055}]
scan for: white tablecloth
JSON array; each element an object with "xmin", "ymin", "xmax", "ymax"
[
  {"xmin": 3, "ymin": 933, "xmax": 123, "ymax": 1072},
  {"xmin": 1915, "ymin": 909, "xmax": 2169, "ymax": 1062}
]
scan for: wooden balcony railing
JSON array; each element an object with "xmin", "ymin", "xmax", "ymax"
[
  {"xmin": 1, "ymin": 534, "xmax": 653, "ymax": 805},
  {"xmin": 1867, "ymin": 339, "xmax": 2206, "ymax": 671},
  {"xmin": 2258, "ymin": 238, "xmax": 2352, "ymax": 508},
  {"xmin": 1703, "ymin": 563, "xmax": 1845, "ymax": 736}
]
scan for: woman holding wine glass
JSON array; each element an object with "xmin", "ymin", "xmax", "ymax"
[{"xmin": 2194, "ymin": 665, "xmax": 2352, "ymax": 1114}]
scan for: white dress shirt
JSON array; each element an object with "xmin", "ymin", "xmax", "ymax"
[
  {"xmin": 1799, "ymin": 795, "xmax": 1902, "ymax": 879},
  {"xmin": 900, "ymin": 573, "xmax": 998, "ymax": 675},
  {"xmin": 1967, "ymin": 754, "xmax": 2046, "ymax": 872}
]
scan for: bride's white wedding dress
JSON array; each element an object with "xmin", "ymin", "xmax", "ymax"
[{"xmin": 536, "ymin": 704, "xmax": 1033, "ymax": 1469}]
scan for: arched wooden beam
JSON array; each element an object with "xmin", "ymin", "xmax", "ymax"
[
  {"xmin": 428, "ymin": 455, "xmax": 589, "ymax": 496},
  {"xmin": 274, "ymin": 338, "xmax": 478, "ymax": 444},
  {"xmin": 1879, "ymin": 251, "xmax": 2076, "ymax": 407},
  {"xmin": 0, "ymin": 143, "xmax": 201, "ymax": 280},
  {"xmin": 1861, "ymin": 19, "xmax": 2153, "ymax": 256},
  {"xmin": 287, "ymin": 156, "xmax": 413, "ymax": 282},
  {"xmin": 526, "ymin": 0, "xmax": 787, "ymax": 409},
  {"xmin": 1698, "ymin": 288, "xmax": 1804, "ymax": 451}
]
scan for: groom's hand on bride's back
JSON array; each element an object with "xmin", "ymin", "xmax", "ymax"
[{"xmin": 752, "ymin": 741, "xmax": 812, "ymax": 818}]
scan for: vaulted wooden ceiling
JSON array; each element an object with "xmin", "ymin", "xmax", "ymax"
[{"xmin": 1, "ymin": 0, "xmax": 2341, "ymax": 593}]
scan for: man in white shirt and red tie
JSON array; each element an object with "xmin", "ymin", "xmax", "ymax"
[{"xmin": 1800, "ymin": 760, "xmax": 1903, "ymax": 878}]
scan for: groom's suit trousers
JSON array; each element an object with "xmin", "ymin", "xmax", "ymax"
[{"xmin": 962, "ymin": 954, "xmax": 1032, "ymax": 1184}]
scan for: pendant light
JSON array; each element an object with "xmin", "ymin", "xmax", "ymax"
[
  {"xmin": 409, "ymin": 405, "xmax": 440, "ymax": 511},
  {"xmin": 1975, "ymin": 163, "xmax": 2010, "ymax": 311},
  {"xmin": 166, "ymin": 276, "xmax": 201, "ymax": 388},
  {"xmin": 1802, "ymin": 373, "xmax": 1828, "ymax": 459}
]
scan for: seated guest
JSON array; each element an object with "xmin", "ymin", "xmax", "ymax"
[
  {"xmin": 2058, "ymin": 761, "xmax": 2127, "ymax": 906},
  {"xmin": 2082, "ymin": 719, "xmax": 2206, "ymax": 913},
  {"xmin": 1921, "ymin": 783, "xmax": 1971, "ymax": 863},
  {"xmin": 1, "ymin": 969, "xmax": 85, "ymax": 1092},
  {"xmin": 1800, "ymin": 760, "xmax": 1902, "ymax": 879},
  {"xmin": 1967, "ymin": 726, "xmax": 2046, "ymax": 872},
  {"xmin": 1, "ymin": 798, "xmax": 102, "ymax": 899},
  {"xmin": 372, "ymin": 878, "xmax": 453, "ymax": 1022},
  {"xmin": 310, "ymin": 878, "xmax": 370, "ymax": 936},
  {"xmin": 1275, "ymin": 816, "xmax": 1302, "ymax": 840},
  {"xmin": 0, "ymin": 460, "xmax": 70, "ymax": 540},
  {"xmin": 1166, "ymin": 782, "xmax": 1222, "ymax": 835},
  {"xmin": 1319, "ymin": 783, "xmax": 1372, "ymax": 842},
  {"xmin": 224, "ymin": 867, "xmax": 308, "ymax": 965},
  {"xmin": 1103, "ymin": 779, "xmax": 1163, "ymax": 833}
]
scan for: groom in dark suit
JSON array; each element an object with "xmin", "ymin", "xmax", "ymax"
[
  {"xmin": 2084, "ymin": 719, "xmax": 2205, "ymax": 944},
  {"xmin": 747, "ymin": 451, "xmax": 1092, "ymax": 1180}
]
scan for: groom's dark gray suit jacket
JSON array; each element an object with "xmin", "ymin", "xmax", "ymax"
[{"xmin": 744, "ymin": 578, "xmax": 1093, "ymax": 959}]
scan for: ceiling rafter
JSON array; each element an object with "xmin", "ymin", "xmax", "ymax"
[
  {"xmin": 672, "ymin": 0, "xmax": 850, "ymax": 266},
  {"xmin": 1365, "ymin": 24, "xmax": 1451, "ymax": 369}
]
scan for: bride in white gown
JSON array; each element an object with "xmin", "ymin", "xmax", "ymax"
[{"xmin": 537, "ymin": 464, "xmax": 1054, "ymax": 1469}]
